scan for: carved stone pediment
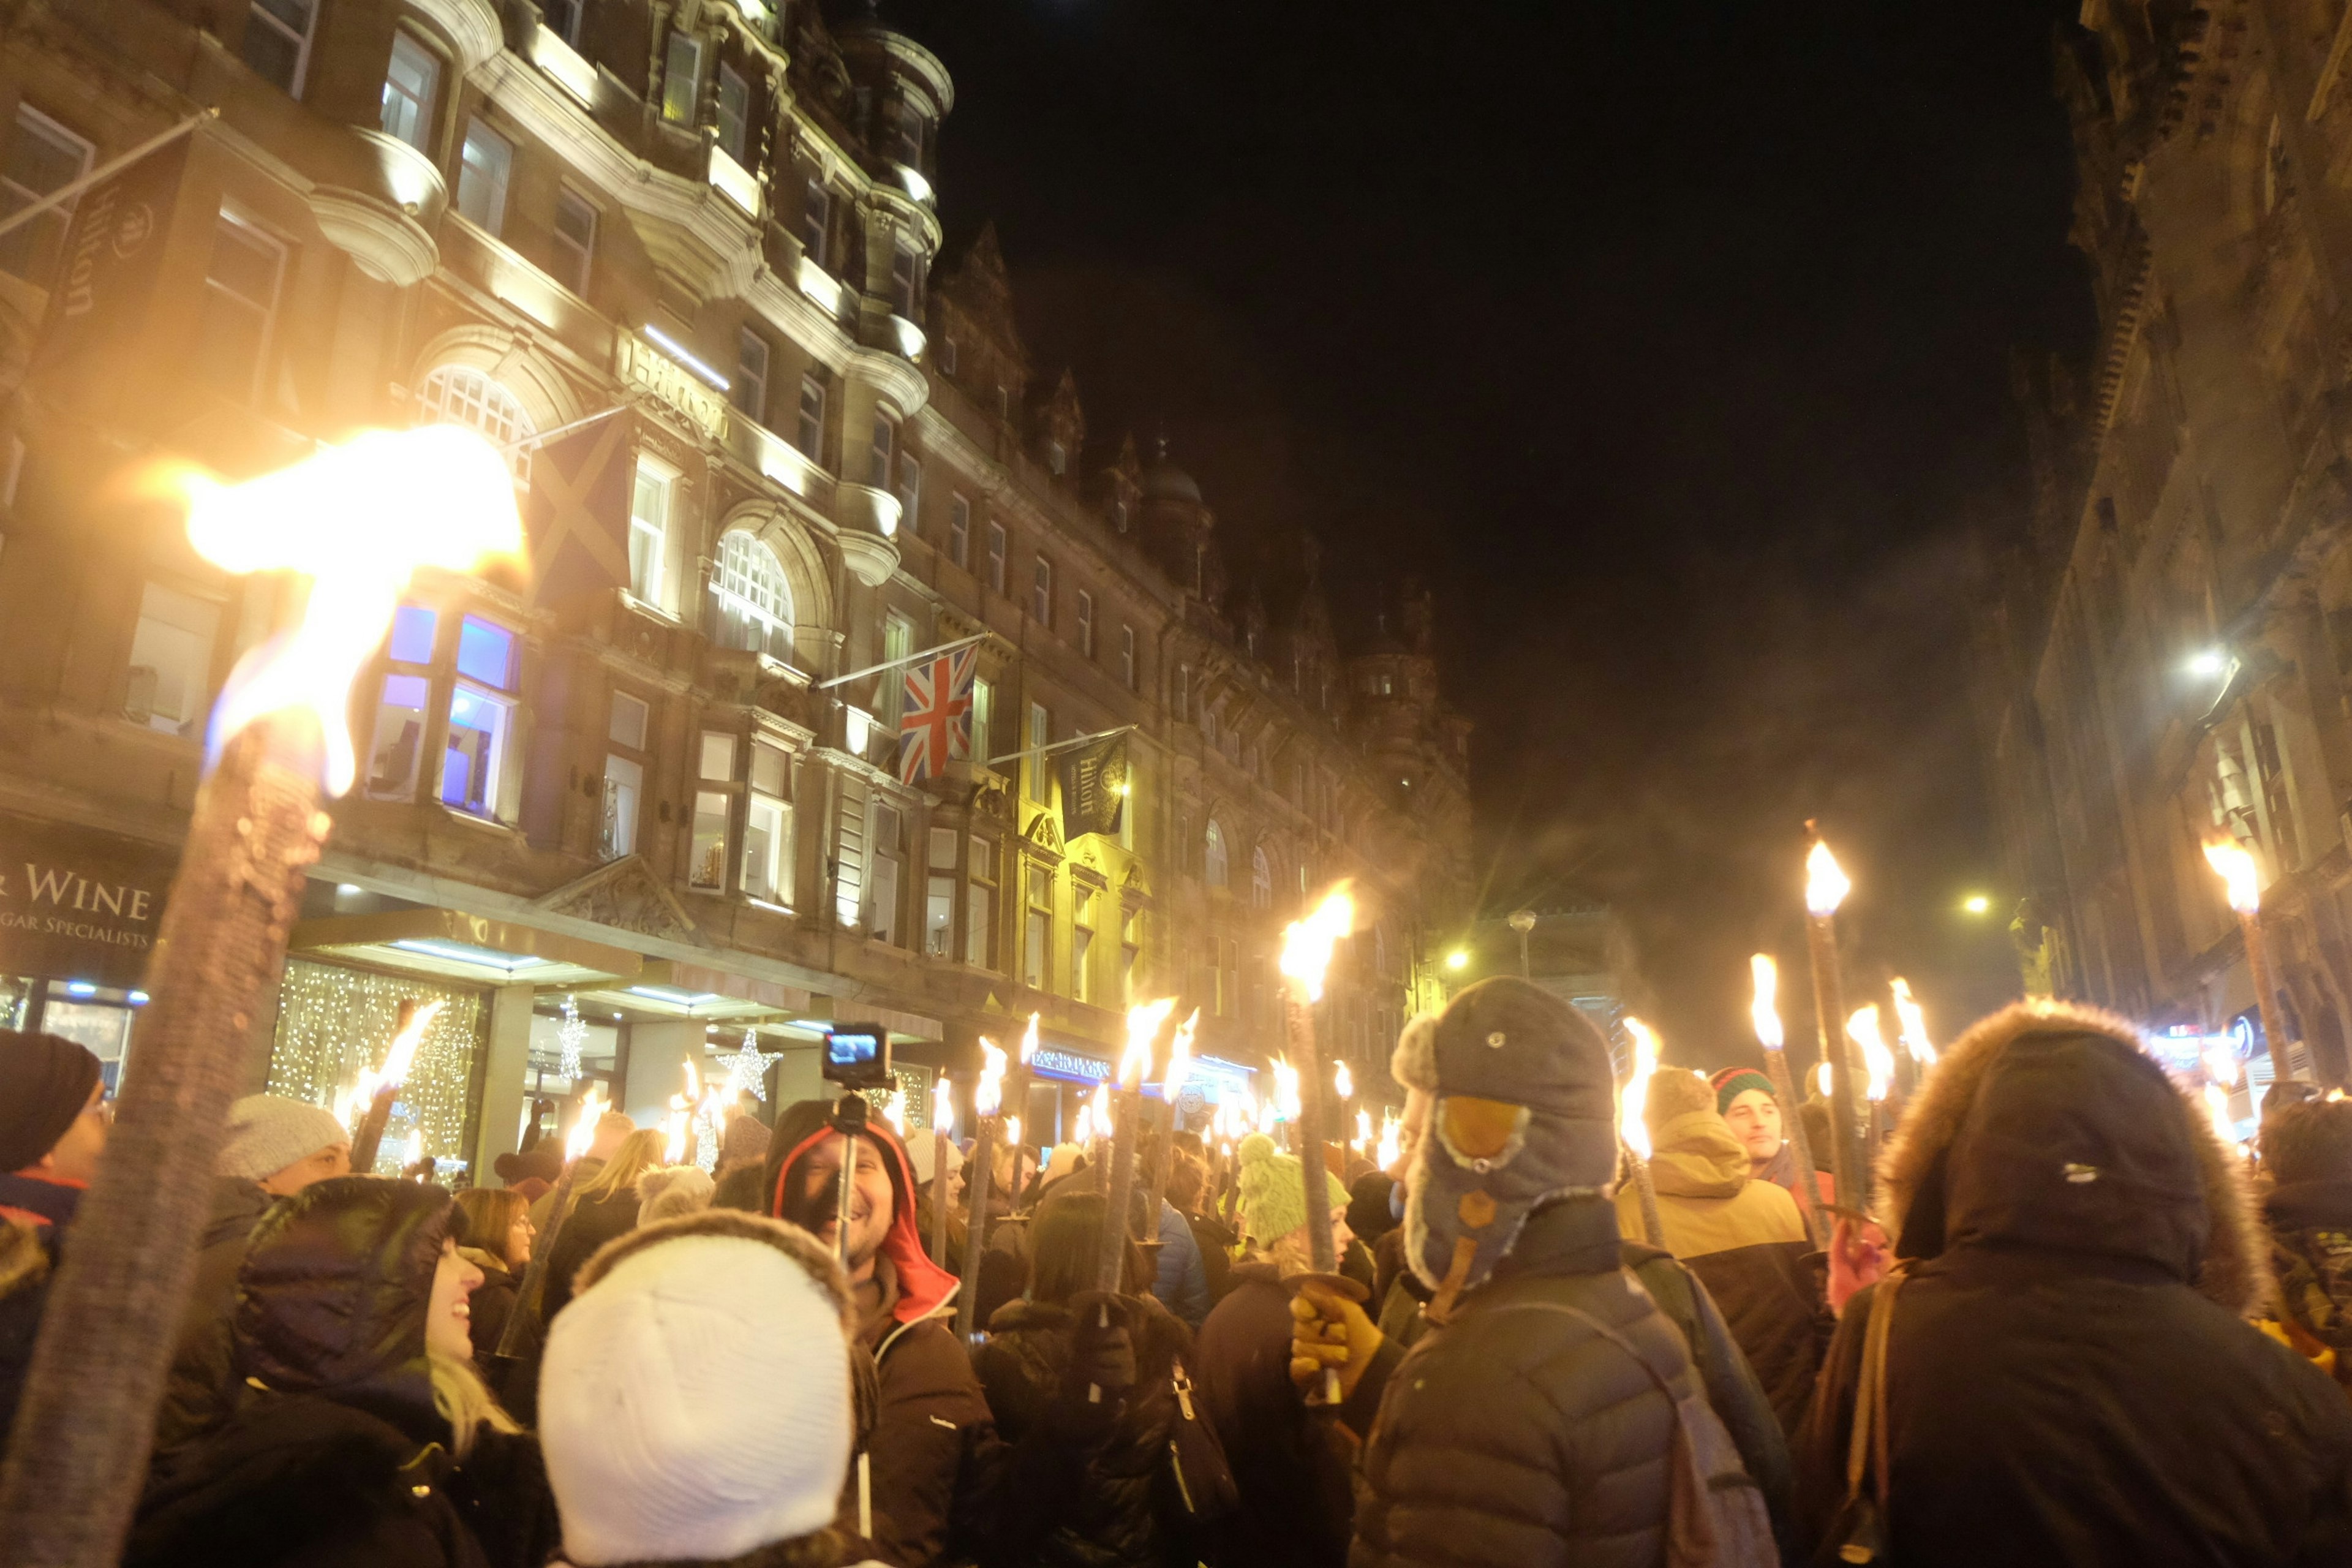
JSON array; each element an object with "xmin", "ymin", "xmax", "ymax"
[
  {"xmin": 536, "ymin": 855, "xmax": 703, "ymax": 944},
  {"xmin": 1121, "ymin": 862, "xmax": 1152, "ymax": 899},
  {"xmin": 1022, "ymin": 806, "xmax": 1064, "ymax": 856}
]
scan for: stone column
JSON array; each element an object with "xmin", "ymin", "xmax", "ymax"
[{"xmin": 472, "ymin": 982, "xmax": 537, "ymax": 1178}]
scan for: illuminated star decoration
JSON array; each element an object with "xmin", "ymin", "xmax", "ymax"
[
  {"xmin": 556, "ymin": 994, "xmax": 587, "ymax": 1084},
  {"xmin": 723, "ymin": 1027, "xmax": 785, "ymax": 1103}
]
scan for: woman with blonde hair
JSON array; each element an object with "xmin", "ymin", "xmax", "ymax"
[
  {"xmin": 541, "ymin": 1126, "xmax": 663, "ymax": 1321},
  {"xmin": 452, "ymin": 1186, "xmax": 535, "ymax": 1370}
]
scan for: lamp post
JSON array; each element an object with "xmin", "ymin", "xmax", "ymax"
[{"xmin": 1507, "ymin": 908, "xmax": 1537, "ymax": 979}]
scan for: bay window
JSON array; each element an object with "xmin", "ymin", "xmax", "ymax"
[
  {"xmin": 925, "ymin": 827, "xmax": 956, "ymax": 957},
  {"xmin": 362, "ymin": 606, "xmax": 521, "ymax": 821},
  {"xmin": 380, "ymin": 31, "xmax": 439, "ymax": 152},
  {"xmin": 365, "ymin": 605, "xmax": 438, "ymax": 800},
  {"xmin": 441, "ymin": 616, "xmax": 516, "ymax": 818},
  {"xmin": 628, "ymin": 458, "xmax": 673, "ymax": 607},
  {"xmin": 967, "ymin": 833, "xmax": 997, "ymax": 968},
  {"xmin": 743, "ymin": 739, "xmax": 794, "ymax": 905},
  {"xmin": 690, "ymin": 731, "xmax": 735, "ymax": 891},
  {"xmin": 710, "ymin": 530, "xmax": 793, "ymax": 662}
]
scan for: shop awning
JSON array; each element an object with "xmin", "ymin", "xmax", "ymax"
[{"xmin": 289, "ymin": 907, "xmax": 644, "ymax": 989}]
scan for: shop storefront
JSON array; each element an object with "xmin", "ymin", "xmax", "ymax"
[
  {"xmin": 0, "ymin": 807, "xmax": 178, "ymax": 1092},
  {"xmin": 266, "ymin": 957, "xmax": 487, "ymax": 1178}
]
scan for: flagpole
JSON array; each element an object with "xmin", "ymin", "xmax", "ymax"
[
  {"xmin": 816, "ymin": 631, "xmax": 988, "ymax": 690},
  {"xmin": 0, "ymin": 110, "xmax": 214, "ymax": 247},
  {"xmin": 986, "ymin": 722, "xmax": 1138, "ymax": 769},
  {"xmin": 499, "ymin": 402, "xmax": 630, "ymax": 454}
]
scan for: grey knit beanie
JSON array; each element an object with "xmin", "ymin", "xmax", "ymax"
[{"xmin": 218, "ymin": 1094, "xmax": 351, "ymax": 1183}]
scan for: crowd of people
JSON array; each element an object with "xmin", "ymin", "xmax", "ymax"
[{"xmin": 4, "ymin": 977, "xmax": 2352, "ymax": 1566}]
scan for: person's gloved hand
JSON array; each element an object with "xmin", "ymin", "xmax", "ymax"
[
  {"xmin": 1828, "ymin": 1215, "xmax": 1890, "ymax": 1315},
  {"xmin": 1061, "ymin": 1290, "xmax": 1137, "ymax": 1414},
  {"xmin": 1289, "ymin": 1278, "xmax": 1382, "ymax": 1401}
]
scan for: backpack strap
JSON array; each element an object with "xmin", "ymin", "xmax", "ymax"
[{"xmin": 1844, "ymin": 1265, "xmax": 1908, "ymax": 1517}]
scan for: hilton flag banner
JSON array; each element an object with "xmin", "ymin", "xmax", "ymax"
[
  {"xmin": 30, "ymin": 135, "xmax": 192, "ymax": 413},
  {"xmin": 524, "ymin": 412, "xmax": 634, "ymax": 612},
  {"xmin": 1060, "ymin": 733, "xmax": 1129, "ymax": 842},
  {"xmin": 899, "ymin": 645, "xmax": 979, "ymax": 783}
]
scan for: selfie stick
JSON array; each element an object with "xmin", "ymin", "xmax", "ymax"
[{"xmin": 834, "ymin": 1092, "xmax": 869, "ymax": 1269}]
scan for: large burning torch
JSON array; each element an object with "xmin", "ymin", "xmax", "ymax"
[
  {"xmin": 1889, "ymin": 976, "xmax": 1936, "ymax": 1104},
  {"xmin": 1618, "ymin": 1016, "xmax": 1666, "ymax": 1246},
  {"xmin": 952, "ymin": 1038, "xmax": 1009, "ymax": 1343},
  {"xmin": 0, "ymin": 425, "xmax": 521, "ymax": 1567},
  {"xmin": 1280, "ymin": 886, "xmax": 1355, "ymax": 1404},
  {"xmin": 1142, "ymin": 1007, "xmax": 1199, "ymax": 1237},
  {"xmin": 1099, "ymin": 998, "xmax": 1175, "ymax": 1291},
  {"xmin": 344, "ymin": 996, "xmax": 444, "ymax": 1175},
  {"xmin": 2204, "ymin": 838, "xmax": 2297, "ymax": 1083},
  {"xmin": 1849, "ymin": 1004, "xmax": 1895, "ymax": 1199},
  {"xmin": 1751, "ymin": 954, "xmax": 1826, "ymax": 1246},
  {"xmin": 1804, "ymin": 826, "xmax": 1866, "ymax": 1214}
]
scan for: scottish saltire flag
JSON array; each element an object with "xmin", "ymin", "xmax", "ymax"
[{"xmin": 899, "ymin": 646, "xmax": 979, "ymax": 783}]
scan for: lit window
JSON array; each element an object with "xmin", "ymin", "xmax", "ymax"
[
  {"xmin": 734, "ymin": 328, "xmax": 770, "ymax": 426},
  {"xmin": 416, "ymin": 365, "xmax": 532, "ymax": 483},
  {"xmin": 710, "ymin": 530, "xmax": 793, "ymax": 661},
  {"xmin": 662, "ymin": 31, "xmax": 703, "ymax": 124},
  {"xmin": 891, "ymin": 244, "xmax": 921, "ymax": 320},
  {"xmin": 1026, "ymin": 701, "xmax": 1049, "ymax": 802},
  {"xmin": 925, "ymin": 827, "xmax": 956, "ymax": 958},
  {"xmin": 552, "ymin": 189, "xmax": 595, "ymax": 296},
  {"xmin": 796, "ymin": 374, "xmax": 826, "ymax": 460},
  {"xmin": 1031, "ymin": 556, "xmax": 1052, "ymax": 625},
  {"xmin": 380, "ymin": 31, "xmax": 439, "ymax": 151},
  {"xmin": 716, "ymin": 64, "xmax": 749, "ymax": 160},
  {"xmin": 124, "ymin": 582, "xmax": 219, "ymax": 739},
  {"xmin": 895, "ymin": 453, "xmax": 922, "ymax": 533},
  {"xmin": 542, "ymin": 0, "xmax": 581, "ymax": 45},
  {"xmin": 1074, "ymin": 884, "xmax": 1096, "ymax": 1004},
  {"xmin": 894, "ymin": 101, "xmax": 927, "ymax": 167},
  {"xmin": 1024, "ymin": 863, "xmax": 1050, "ymax": 990},
  {"xmin": 801, "ymin": 179, "xmax": 831, "ymax": 269},
  {"xmin": 967, "ymin": 834, "xmax": 997, "ymax": 968},
  {"xmin": 366, "ymin": 606, "xmax": 437, "ymax": 800},
  {"xmin": 454, "ymin": 119, "xmax": 512, "ymax": 236},
  {"xmin": 690, "ymin": 731, "xmax": 736, "ymax": 891},
  {"xmin": 869, "ymin": 411, "xmax": 895, "ymax": 488},
  {"xmin": 628, "ymin": 459, "xmax": 673, "ymax": 607},
  {"xmin": 1076, "ymin": 590, "xmax": 1094, "ymax": 658},
  {"xmin": 971, "ymin": 675, "xmax": 993, "ymax": 761},
  {"xmin": 986, "ymin": 521, "xmax": 1006, "ymax": 594},
  {"xmin": 441, "ymin": 616, "xmax": 517, "ymax": 818},
  {"xmin": 1120, "ymin": 625, "xmax": 1135, "ymax": 690},
  {"xmin": 744, "ymin": 739, "xmax": 794, "ymax": 904},
  {"xmin": 948, "ymin": 495, "xmax": 970, "ymax": 567},
  {"xmin": 195, "ymin": 212, "xmax": 285, "ymax": 404},
  {"xmin": 243, "ymin": 0, "xmax": 318, "ymax": 95},
  {"xmin": 1203, "ymin": 820, "xmax": 1228, "ymax": 888},
  {"xmin": 1251, "ymin": 846, "xmax": 1272, "ymax": 909},
  {"xmin": 601, "ymin": 690, "xmax": 648, "ymax": 860},
  {"xmin": 880, "ymin": 612, "xmax": 913, "ymax": 723},
  {"xmin": 868, "ymin": 802, "xmax": 903, "ymax": 944},
  {"xmin": 0, "ymin": 108, "xmax": 89, "ymax": 284}
]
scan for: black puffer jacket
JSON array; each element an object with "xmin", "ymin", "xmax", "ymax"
[
  {"xmin": 1349, "ymin": 1196, "xmax": 1704, "ymax": 1568},
  {"xmin": 1796, "ymin": 1001, "xmax": 2352, "ymax": 1567},
  {"xmin": 156, "ymin": 1176, "xmax": 277, "ymax": 1455},
  {"xmin": 974, "ymin": 1294, "xmax": 1193, "ymax": 1568},
  {"xmin": 129, "ymin": 1177, "xmax": 557, "ymax": 1568},
  {"xmin": 538, "ymin": 1188, "xmax": 638, "ymax": 1322}
]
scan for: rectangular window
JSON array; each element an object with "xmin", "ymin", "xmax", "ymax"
[
  {"xmin": 244, "ymin": 0, "xmax": 319, "ymax": 94},
  {"xmin": 895, "ymin": 453, "xmax": 921, "ymax": 533},
  {"xmin": 1024, "ymin": 864, "xmax": 1050, "ymax": 990},
  {"xmin": 893, "ymin": 102, "xmax": 925, "ymax": 167},
  {"xmin": 195, "ymin": 213, "xmax": 285, "ymax": 404},
  {"xmin": 868, "ymin": 412, "xmax": 895, "ymax": 488},
  {"xmin": 796, "ymin": 374, "xmax": 826, "ymax": 460},
  {"xmin": 1121, "ymin": 906, "xmax": 1140, "ymax": 1004},
  {"xmin": 552, "ymin": 188, "xmax": 595, "ymax": 295},
  {"xmin": 869, "ymin": 802, "xmax": 903, "ymax": 944},
  {"xmin": 1174, "ymin": 663, "xmax": 1189, "ymax": 722},
  {"xmin": 948, "ymin": 494, "xmax": 970, "ymax": 567},
  {"xmin": 601, "ymin": 754, "xmax": 643, "ymax": 859},
  {"xmin": 690, "ymin": 731, "xmax": 736, "ymax": 891},
  {"xmin": 1076, "ymin": 590, "xmax": 1095, "ymax": 658},
  {"xmin": 925, "ymin": 827, "xmax": 956, "ymax": 958},
  {"xmin": 628, "ymin": 459, "xmax": 672, "ymax": 605},
  {"xmin": 1031, "ymin": 555, "xmax": 1052, "ymax": 625},
  {"xmin": 834, "ymin": 775, "xmax": 869, "ymax": 928},
  {"xmin": 380, "ymin": 31, "xmax": 439, "ymax": 151},
  {"xmin": 801, "ymin": 179, "xmax": 830, "ymax": 268},
  {"xmin": 880, "ymin": 612, "xmax": 913, "ymax": 723},
  {"xmin": 124, "ymin": 582, "xmax": 219, "ymax": 739},
  {"xmin": 1120, "ymin": 625, "xmax": 1135, "ymax": 690},
  {"xmin": 967, "ymin": 834, "xmax": 997, "ymax": 968},
  {"xmin": 441, "ymin": 617, "xmax": 516, "ymax": 818},
  {"xmin": 1025, "ymin": 701, "xmax": 1049, "ymax": 802},
  {"xmin": 609, "ymin": 689, "xmax": 649, "ymax": 749},
  {"xmin": 662, "ymin": 31, "xmax": 703, "ymax": 124},
  {"xmin": 744, "ymin": 739, "xmax": 793, "ymax": 905},
  {"xmin": 366, "ymin": 606, "xmax": 435, "ymax": 799},
  {"xmin": 890, "ymin": 244, "xmax": 920, "ymax": 319},
  {"xmin": 715, "ymin": 64, "xmax": 749, "ymax": 160},
  {"xmin": 542, "ymin": 0, "xmax": 581, "ymax": 45},
  {"xmin": 971, "ymin": 674, "xmax": 993, "ymax": 764},
  {"xmin": 454, "ymin": 118, "xmax": 511, "ymax": 235},
  {"xmin": 985, "ymin": 521, "xmax": 1006, "ymax": 594},
  {"xmin": 0, "ymin": 108, "xmax": 89, "ymax": 284},
  {"xmin": 938, "ymin": 337, "xmax": 958, "ymax": 376},
  {"xmin": 1074, "ymin": 884, "xmax": 1097, "ymax": 1005},
  {"xmin": 733, "ymin": 328, "xmax": 770, "ymax": 426}
]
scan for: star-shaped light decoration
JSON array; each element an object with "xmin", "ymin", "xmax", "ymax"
[
  {"xmin": 722, "ymin": 1027, "xmax": 785, "ymax": 1104},
  {"xmin": 556, "ymin": 994, "xmax": 587, "ymax": 1084}
]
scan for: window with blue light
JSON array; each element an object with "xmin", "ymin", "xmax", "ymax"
[
  {"xmin": 456, "ymin": 616, "xmax": 516, "ymax": 690},
  {"xmin": 388, "ymin": 605, "xmax": 437, "ymax": 665}
]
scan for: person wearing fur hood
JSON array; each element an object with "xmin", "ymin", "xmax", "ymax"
[{"xmin": 1795, "ymin": 1000, "xmax": 2352, "ymax": 1566}]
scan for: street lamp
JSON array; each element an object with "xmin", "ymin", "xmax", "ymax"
[
  {"xmin": 1961, "ymin": 894, "xmax": 1991, "ymax": 916},
  {"xmin": 1446, "ymin": 949, "xmax": 1469, "ymax": 971},
  {"xmin": 1507, "ymin": 908, "xmax": 1537, "ymax": 979}
]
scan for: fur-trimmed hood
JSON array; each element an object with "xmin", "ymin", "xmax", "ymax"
[{"xmin": 1876, "ymin": 998, "xmax": 2269, "ymax": 1317}]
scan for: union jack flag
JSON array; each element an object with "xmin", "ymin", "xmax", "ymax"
[{"xmin": 898, "ymin": 646, "xmax": 979, "ymax": 783}]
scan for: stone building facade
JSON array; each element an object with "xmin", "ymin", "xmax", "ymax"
[
  {"xmin": 1978, "ymin": 0, "xmax": 2352, "ymax": 1086},
  {"xmin": 0, "ymin": 0, "xmax": 1474, "ymax": 1172}
]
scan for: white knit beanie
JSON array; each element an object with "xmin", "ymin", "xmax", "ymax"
[
  {"xmin": 217, "ymin": 1095, "xmax": 350, "ymax": 1183},
  {"xmin": 539, "ymin": 1228, "xmax": 852, "ymax": 1565}
]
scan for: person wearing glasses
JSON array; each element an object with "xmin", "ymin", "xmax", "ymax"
[{"xmin": 0, "ymin": 1030, "xmax": 112, "ymax": 1453}]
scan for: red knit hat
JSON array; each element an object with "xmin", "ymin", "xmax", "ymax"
[{"xmin": 1709, "ymin": 1066, "xmax": 1777, "ymax": 1117}]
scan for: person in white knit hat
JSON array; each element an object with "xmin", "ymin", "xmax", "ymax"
[
  {"xmin": 154, "ymin": 1094, "xmax": 354, "ymax": 1453},
  {"xmin": 540, "ymin": 1210, "xmax": 883, "ymax": 1568}
]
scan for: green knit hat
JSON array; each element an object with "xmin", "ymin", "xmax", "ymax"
[
  {"xmin": 1235, "ymin": 1132, "xmax": 1349, "ymax": 1245},
  {"xmin": 1711, "ymin": 1066, "xmax": 1776, "ymax": 1117}
]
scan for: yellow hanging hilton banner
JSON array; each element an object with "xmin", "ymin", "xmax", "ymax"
[{"xmin": 0, "ymin": 809, "xmax": 179, "ymax": 988}]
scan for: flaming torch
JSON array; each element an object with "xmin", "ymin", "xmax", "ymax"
[
  {"xmin": 1280, "ymin": 885, "xmax": 1355, "ymax": 1403},
  {"xmin": 929, "ymin": 1091, "xmax": 956, "ymax": 1267},
  {"xmin": 346, "ymin": 997, "xmax": 444, "ymax": 1175},
  {"xmin": 1143, "ymin": 1007, "xmax": 1199, "ymax": 1235},
  {"xmin": 952, "ymin": 1039, "xmax": 1008, "ymax": 1342},
  {"xmin": 1889, "ymin": 976, "xmax": 1936, "ymax": 1102},
  {"xmin": 0, "ymin": 425, "xmax": 521, "ymax": 1566},
  {"xmin": 1006, "ymin": 1012, "xmax": 1040, "ymax": 1204},
  {"xmin": 1849, "ymin": 1005, "xmax": 1895, "ymax": 1194},
  {"xmin": 1804, "ymin": 824, "xmax": 1866, "ymax": 1214},
  {"xmin": 1333, "ymin": 1059, "xmax": 1355, "ymax": 1165},
  {"xmin": 1618, "ymin": 1017, "xmax": 1667, "ymax": 1245},
  {"xmin": 1750, "ymin": 954, "xmax": 1825, "ymax": 1245},
  {"xmin": 2204, "ymin": 838, "xmax": 2296, "ymax": 1083},
  {"xmin": 1099, "ymin": 998, "xmax": 1175, "ymax": 1291}
]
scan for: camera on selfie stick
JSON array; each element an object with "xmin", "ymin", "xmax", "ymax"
[{"xmin": 821, "ymin": 1026, "xmax": 891, "ymax": 1266}]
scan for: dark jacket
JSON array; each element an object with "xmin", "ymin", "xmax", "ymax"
[
  {"xmin": 129, "ymin": 1177, "xmax": 555, "ymax": 1568},
  {"xmin": 0, "ymin": 1217, "xmax": 50, "ymax": 1455},
  {"xmin": 974, "ymin": 1294, "xmax": 1192, "ymax": 1568},
  {"xmin": 1150, "ymin": 1199, "xmax": 1213, "ymax": 1330},
  {"xmin": 1348, "ymin": 1196, "xmax": 1714, "ymax": 1568},
  {"xmin": 538, "ymin": 1188, "xmax": 638, "ymax": 1322},
  {"xmin": 458, "ymin": 1246, "xmax": 529, "ymax": 1371},
  {"xmin": 1796, "ymin": 1001, "xmax": 2352, "ymax": 1567},
  {"xmin": 1193, "ymin": 1258, "xmax": 1365, "ymax": 1568},
  {"xmin": 2266, "ymin": 1178, "xmax": 2352, "ymax": 1365},
  {"xmin": 1183, "ymin": 1207, "xmax": 1236, "ymax": 1306},
  {"xmin": 156, "ymin": 1177, "xmax": 277, "ymax": 1455}
]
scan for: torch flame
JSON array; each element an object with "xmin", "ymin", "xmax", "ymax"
[
  {"xmin": 1121, "ymin": 998, "xmax": 1177, "ymax": 1091},
  {"xmin": 2203, "ymin": 837, "xmax": 2261, "ymax": 914},
  {"xmin": 1805, "ymin": 837, "xmax": 1851, "ymax": 918},
  {"xmin": 1814, "ymin": 1060, "xmax": 1833, "ymax": 1098},
  {"xmin": 2203, "ymin": 1039, "xmax": 2241, "ymax": 1090},
  {"xmin": 1376, "ymin": 1112, "xmax": 1401, "ymax": 1171},
  {"xmin": 681, "ymin": 1058, "xmax": 701, "ymax": 1103},
  {"xmin": 883, "ymin": 1098, "xmax": 906, "ymax": 1135},
  {"xmin": 380, "ymin": 999, "xmax": 444, "ymax": 1087},
  {"xmin": 1280, "ymin": 884, "xmax": 1356, "ymax": 1004},
  {"xmin": 1273, "ymin": 1058, "xmax": 1302, "ymax": 1121},
  {"xmin": 566, "ymin": 1084, "xmax": 609, "ymax": 1162},
  {"xmin": 662, "ymin": 1104, "xmax": 687, "ymax": 1163},
  {"xmin": 976, "ymin": 1036, "xmax": 1008, "ymax": 1118},
  {"xmin": 936, "ymin": 1092, "xmax": 956, "ymax": 1138},
  {"xmin": 1749, "ymin": 954, "xmax": 1782, "ymax": 1052},
  {"xmin": 1165, "ymin": 1008, "xmax": 1199, "ymax": 1101},
  {"xmin": 1621, "ymin": 1017, "xmax": 1662, "ymax": 1159},
  {"xmin": 2204, "ymin": 1083, "xmax": 2239, "ymax": 1147},
  {"xmin": 1003, "ymin": 1114, "xmax": 1020, "ymax": 1150},
  {"xmin": 1090, "ymin": 1081, "xmax": 1111, "ymax": 1131},
  {"xmin": 1333, "ymin": 1060, "xmax": 1353, "ymax": 1102},
  {"xmin": 1849, "ymin": 1005, "xmax": 1894, "ymax": 1103},
  {"xmin": 176, "ymin": 425, "xmax": 525, "ymax": 795},
  {"xmin": 1889, "ymin": 978, "xmax": 1936, "ymax": 1066},
  {"xmin": 1020, "ymin": 1011, "xmax": 1040, "ymax": 1065},
  {"xmin": 1074, "ymin": 1103, "xmax": 1096, "ymax": 1145},
  {"xmin": 1357, "ymin": 1107, "xmax": 1373, "ymax": 1146}
]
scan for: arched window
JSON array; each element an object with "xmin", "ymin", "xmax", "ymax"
[
  {"xmin": 1250, "ymin": 845, "xmax": 1272, "ymax": 909},
  {"xmin": 711, "ymin": 530, "xmax": 794, "ymax": 661},
  {"xmin": 1203, "ymin": 819, "xmax": 1228, "ymax": 889},
  {"xmin": 417, "ymin": 365, "xmax": 533, "ymax": 483}
]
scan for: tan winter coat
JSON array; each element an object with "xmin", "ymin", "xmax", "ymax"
[{"xmin": 1617, "ymin": 1110, "xmax": 1808, "ymax": 1256}]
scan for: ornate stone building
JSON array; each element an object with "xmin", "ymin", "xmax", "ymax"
[
  {"xmin": 0, "ymin": 0, "xmax": 1474, "ymax": 1171},
  {"xmin": 1979, "ymin": 0, "xmax": 2352, "ymax": 1086}
]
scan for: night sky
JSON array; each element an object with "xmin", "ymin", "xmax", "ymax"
[{"xmin": 888, "ymin": 0, "xmax": 2097, "ymax": 1071}]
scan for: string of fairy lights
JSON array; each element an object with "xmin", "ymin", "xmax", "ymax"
[{"xmin": 267, "ymin": 959, "xmax": 481, "ymax": 1174}]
